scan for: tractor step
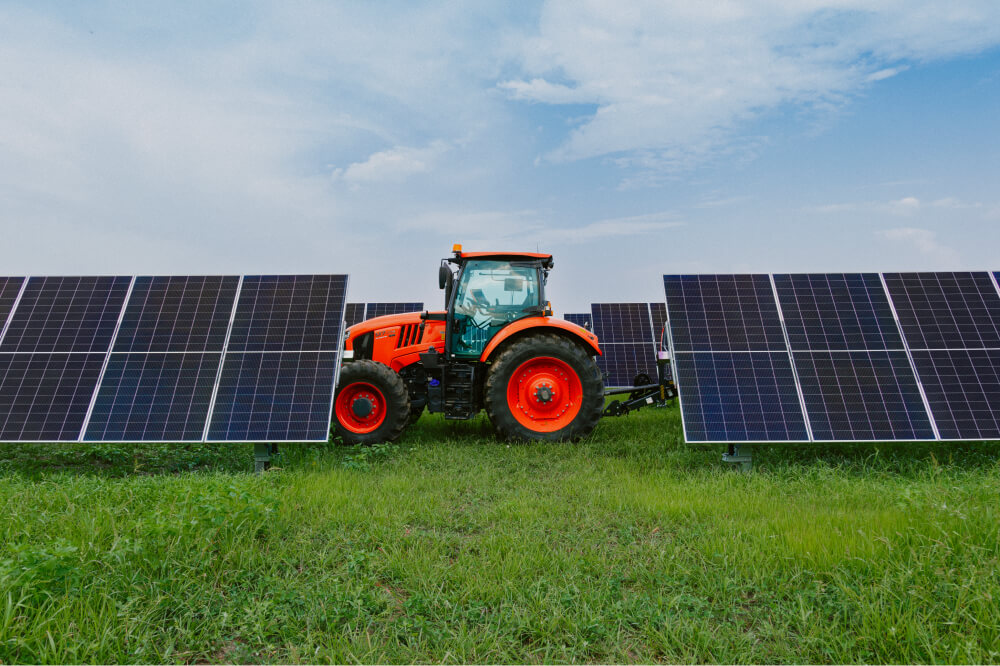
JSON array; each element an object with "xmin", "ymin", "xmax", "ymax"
[{"xmin": 443, "ymin": 362, "xmax": 476, "ymax": 419}]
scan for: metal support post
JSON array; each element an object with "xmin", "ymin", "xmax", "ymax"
[
  {"xmin": 722, "ymin": 444, "xmax": 753, "ymax": 471},
  {"xmin": 254, "ymin": 442, "xmax": 271, "ymax": 473}
]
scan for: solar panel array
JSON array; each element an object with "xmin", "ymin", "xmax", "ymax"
[
  {"xmin": 0, "ymin": 274, "xmax": 348, "ymax": 443},
  {"xmin": 345, "ymin": 302, "xmax": 424, "ymax": 327},
  {"xmin": 563, "ymin": 313, "xmax": 592, "ymax": 330},
  {"xmin": 664, "ymin": 271, "xmax": 1000, "ymax": 443},
  {"xmin": 587, "ymin": 303, "xmax": 666, "ymax": 387}
]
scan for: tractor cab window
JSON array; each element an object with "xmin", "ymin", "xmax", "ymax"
[{"xmin": 450, "ymin": 260, "xmax": 540, "ymax": 358}]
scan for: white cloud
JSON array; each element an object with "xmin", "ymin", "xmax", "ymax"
[
  {"xmin": 501, "ymin": 1, "xmax": 1000, "ymax": 177},
  {"xmin": 888, "ymin": 196, "xmax": 922, "ymax": 215},
  {"xmin": 333, "ymin": 142, "xmax": 449, "ymax": 188},
  {"xmin": 880, "ymin": 227, "xmax": 960, "ymax": 264}
]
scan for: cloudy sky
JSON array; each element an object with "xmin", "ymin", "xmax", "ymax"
[{"xmin": 1, "ymin": 1, "xmax": 998, "ymax": 313}]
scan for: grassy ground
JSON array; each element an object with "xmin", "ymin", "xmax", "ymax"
[{"xmin": 1, "ymin": 405, "xmax": 999, "ymax": 664}]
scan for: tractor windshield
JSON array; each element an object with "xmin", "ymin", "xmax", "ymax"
[{"xmin": 450, "ymin": 260, "xmax": 541, "ymax": 358}]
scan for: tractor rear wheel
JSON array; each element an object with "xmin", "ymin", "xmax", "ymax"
[
  {"xmin": 333, "ymin": 360, "xmax": 410, "ymax": 445},
  {"xmin": 484, "ymin": 334, "xmax": 603, "ymax": 441}
]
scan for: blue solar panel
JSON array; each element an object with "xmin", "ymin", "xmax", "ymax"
[
  {"xmin": 672, "ymin": 352, "xmax": 809, "ymax": 442},
  {"xmin": 774, "ymin": 273, "xmax": 902, "ymax": 351},
  {"xmin": 563, "ymin": 313, "xmax": 592, "ymax": 330},
  {"xmin": 884, "ymin": 272, "xmax": 1000, "ymax": 350},
  {"xmin": 84, "ymin": 353, "xmax": 221, "ymax": 442},
  {"xmin": 664, "ymin": 274, "xmax": 786, "ymax": 352},
  {"xmin": 206, "ymin": 352, "xmax": 338, "ymax": 441},
  {"xmin": 0, "ymin": 353, "xmax": 105, "ymax": 441},
  {"xmin": 597, "ymin": 343, "xmax": 658, "ymax": 388},
  {"xmin": 345, "ymin": 303, "xmax": 366, "ymax": 327},
  {"xmin": 649, "ymin": 302, "xmax": 667, "ymax": 346},
  {"xmin": 227, "ymin": 275, "xmax": 347, "ymax": 352},
  {"xmin": 0, "ymin": 276, "xmax": 131, "ymax": 353},
  {"xmin": 0, "ymin": 278, "xmax": 25, "ymax": 332},
  {"xmin": 365, "ymin": 302, "xmax": 422, "ymax": 318},
  {"xmin": 911, "ymin": 349, "xmax": 1000, "ymax": 440},
  {"xmin": 793, "ymin": 351, "xmax": 934, "ymax": 441},
  {"xmin": 114, "ymin": 276, "xmax": 239, "ymax": 353},
  {"xmin": 591, "ymin": 303, "xmax": 652, "ymax": 343}
]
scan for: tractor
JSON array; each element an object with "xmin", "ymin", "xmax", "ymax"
[{"xmin": 333, "ymin": 245, "xmax": 673, "ymax": 443}]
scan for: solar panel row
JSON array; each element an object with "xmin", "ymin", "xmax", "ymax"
[
  {"xmin": 664, "ymin": 271, "xmax": 1000, "ymax": 443},
  {"xmin": 345, "ymin": 302, "xmax": 424, "ymax": 327},
  {"xmin": 0, "ymin": 275, "xmax": 348, "ymax": 443},
  {"xmin": 587, "ymin": 303, "xmax": 667, "ymax": 387}
]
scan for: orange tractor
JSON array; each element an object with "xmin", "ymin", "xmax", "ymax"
[{"xmin": 333, "ymin": 246, "xmax": 673, "ymax": 443}]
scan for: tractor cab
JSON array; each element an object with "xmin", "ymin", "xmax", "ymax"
[{"xmin": 439, "ymin": 247, "xmax": 554, "ymax": 359}]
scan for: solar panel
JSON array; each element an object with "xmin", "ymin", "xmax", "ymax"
[
  {"xmin": 365, "ymin": 302, "xmax": 423, "ymax": 318},
  {"xmin": 0, "ymin": 278, "xmax": 25, "ymax": 331},
  {"xmin": 793, "ymin": 350, "xmax": 935, "ymax": 440},
  {"xmin": 0, "ymin": 276, "xmax": 131, "ymax": 353},
  {"xmin": 598, "ymin": 343, "xmax": 659, "ymax": 387},
  {"xmin": 587, "ymin": 303, "xmax": 659, "ymax": 387},
  {"xmin": 0, "ymin": 353, "xmax": 106, "ymax": 441},
  {"xmin": 591, "ymin": 303, "xmax": 653, "ymax": 343},
  {"xmin": 206, "ymin": 352, "xmax": 338, "ymax": 441},
  {"xmin": 227, "ymin": 275, "xmax": 347, "ymax": 353},
  {"xmin": 773, "ymin": 273, "xmax": 902, "ymax": 351},
  {"xmin": 0, "ymin": 273, "xmax": 348, "ymax": 444},
  {"xmin": 663, "ymin": 274, "xmax": 786, "ymax": 352},
  {"xmin": 84, "ymin": 353, "xmax": 221, "ymax": 442},
  {"xmin": 672, "ymin": 352, "xmax": 809, "ymax": 442},
  {"xmin": 881, "ymin": 271, "xmax": 1000, "ymax": 439},
  {"xmin": 345, "ymin": 303, "xmax": 366, "ymax": 327},
  {"xmin": 563, "ymin": 313, "xmax": 592, "ymax": 329},
  {"xmin": 908, "ymin": 349, "xmax": 1000, "ymax": 440},
  {"xmin": 884, "ymin": 272, "xmax": 1000, "ymax": 350},
  {"xmin": 649, "ymin": 302, "xmax": 667, "ymax": 345},
  {"xmin": 113, "ymin": 276, "xmax": 239, "ymax": 353}
]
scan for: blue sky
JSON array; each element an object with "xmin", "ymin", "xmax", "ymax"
[{"xmin": 0, "ymin": 1, "xmax": 998, "ymax": 313}]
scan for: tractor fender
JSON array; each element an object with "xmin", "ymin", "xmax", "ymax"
[{"xmin": 480, "ymin": 317, "xmax": 601, "ymax": 362}]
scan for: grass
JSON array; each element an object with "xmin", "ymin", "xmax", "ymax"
[{"xmin": 1, "ymin": 405, "xmax": 999, "ymax": 663}]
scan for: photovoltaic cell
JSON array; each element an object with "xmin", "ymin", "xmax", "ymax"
[
  {"xmin": 0, "ymin": 276, "xmax": 131, "ymax": 353},
  {"xmin": 0, "ymin": 277, "xmax": 25, "ymax": 329},
  {"xmin": 84, "ymin": 353, "xmax": 221, "ymax": 441},
  {"xmin": 591, "ymin": 303, "xmax": 653, "ymax": 343},
  {"xmin": 563, "ymin": 313, "xmax": 592, "ymax": 329},
  {"xmin": 227, "ymin": 275, "xmax": 347, "ymax": 352},
  {"xmin": 774, "ymin": 273, "xmax": 903, "ymax": 351},
  {"xmin": 664, "ymin": 274, "xmax": 786, "ymax": 352},
  {"xmin": 672, "ymin": 352, "xmax": 809, "ymax": 442},
  {"xmin": 366, "ymin": 302, "xmax": 423, "ymax": 318},
  {"xmin": 113, "ymin": 276, "xmax": 239, "ymax": 353},
  {"xmin": 207, "ymin": 352, "xmax": 338, "ymax": 441},
  {"xmin": 0, "ymin": 353, "xmax": 105, "ymax": 441},
  {"xmin": 883, "ymin": 272, "xmax": 1000, "ymax": 350},
  {"xmin": 910, "ymin": 349, "xmax": 1000, "ymax": 439},
  {"xmin": 345, "ymin": 303, "xmax": 366, "ymax": 327},
  {"xmin": 793, "ymin": 351, "xmax": 934, "ymax": 441}
]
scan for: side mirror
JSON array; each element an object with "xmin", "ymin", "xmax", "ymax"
[{"xmin": 439, "ymin": 262, "xmax": 451, "ymax": 289}]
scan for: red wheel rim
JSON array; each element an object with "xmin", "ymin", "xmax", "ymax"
[
  {"xmin": 335, "ymin": 382, "xmax": 386, "ymax": 434},
  {"xmin": 506, "ymin": 356, "xmax": 583, "ymax": 433}
]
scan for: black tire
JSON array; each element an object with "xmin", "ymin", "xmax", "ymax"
[
  {"xmin": 484, "ymin": 333, "xmax": 603, "ymax": 441},
  {"xmin": 333, "ymin": 360, "xmax": 410, "ymax": 445}
]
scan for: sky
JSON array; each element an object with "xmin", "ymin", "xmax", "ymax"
[{"xmin": 0, "ymin": 1, "xmax": 998, "ymax": 314}]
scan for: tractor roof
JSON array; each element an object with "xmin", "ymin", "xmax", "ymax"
[{"xmin": 457, "ymin": 251, "xmax": 553, "ymax": 267}]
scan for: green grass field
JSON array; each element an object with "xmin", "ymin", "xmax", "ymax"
[{"xmin": 2, "ymin": 406, "xmax": 999, "ymax": 663}]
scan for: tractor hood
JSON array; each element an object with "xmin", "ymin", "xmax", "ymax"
[{"xmin": 346, "ymin": 311, "xmax": 443, "ymax": 339}]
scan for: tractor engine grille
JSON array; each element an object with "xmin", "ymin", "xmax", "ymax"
[{"xmin": 396, "ymin": 323, "xmax": 423, "ymax": 349}]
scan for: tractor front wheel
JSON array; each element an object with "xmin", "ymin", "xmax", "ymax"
[
  {"xmin": 485, "ymin": 334, "xmax": 603, "ymax": 441},
  {"xmin": 333, "ymin": 360, "xmax": 410, "ymax": 445}
]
